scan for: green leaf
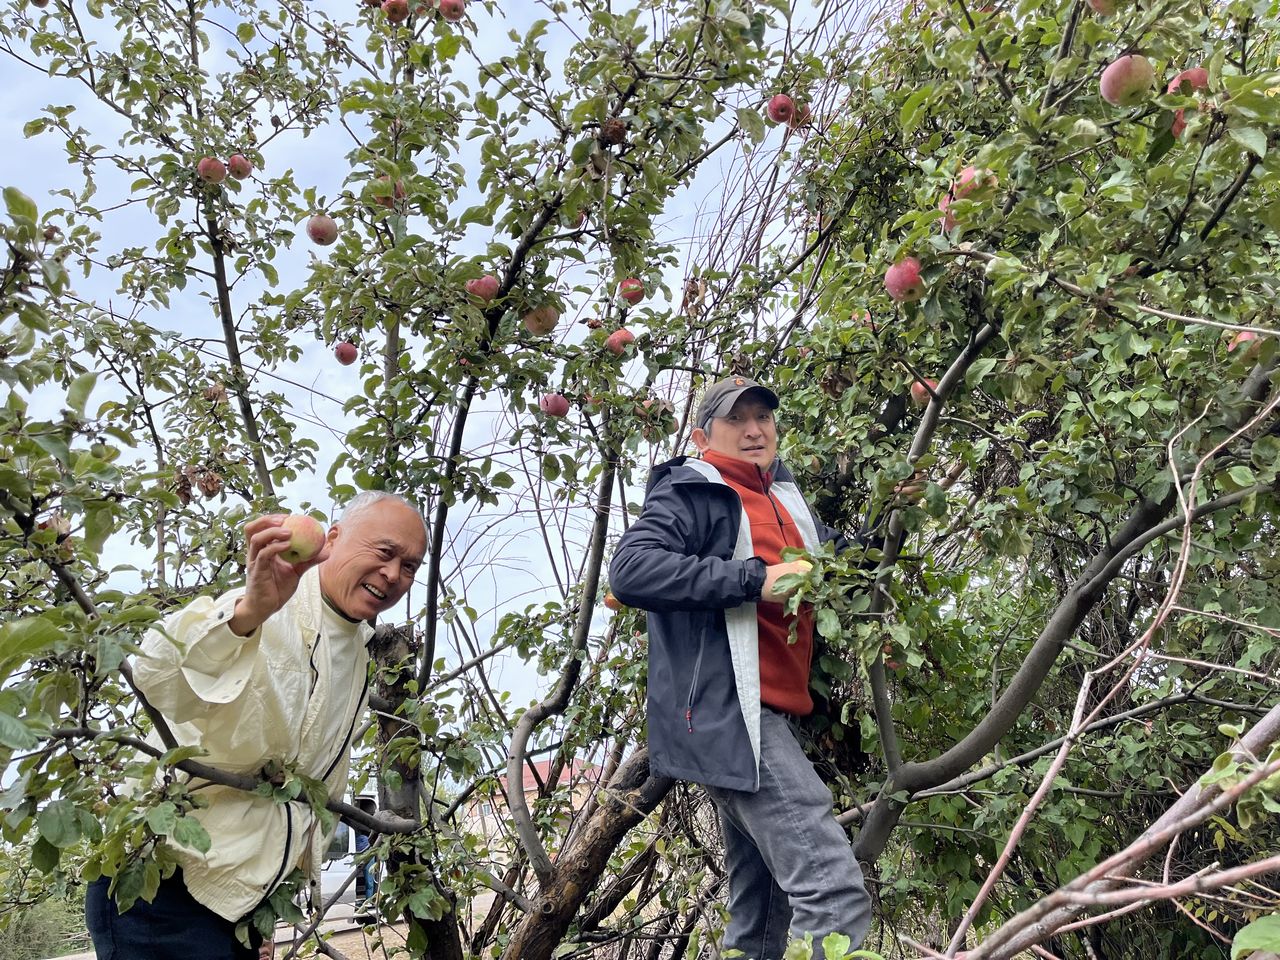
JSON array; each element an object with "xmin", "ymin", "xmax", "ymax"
[
  {"xmin": 66, "ymin": 372, "xmax": 98, "ymax": 416},
  {"xmin": 815, "ymin": 607, "xmax": 841, "ymax": 640},
  {"xmin": 1228, "ymin": 126, "xmax": 1267, "ymax": 159},
  {"xmin": 38, "ymin": 798, "xmax": 81, "ymax": 848},
  {"xmin": 4, "ymin": 186, "xmax": 38, "ymax": 223},
  {"xmin": 172, "ymin": 815, "xmax": 211, "ymax": 853},
  {"xmin": 236, "ymin": 22, "xmax": 256, "ymax": 44},
  {"xmin": 1226, "ymin": 465, "xmax": 1256, "ymax": 489},
  {"xmin": 31, "ymin": 835, "xmax": 60, "ymax": 873},
  {"xmin": 146, "ymin": 801, "xmax": 178, "ymax": 836},
  {"xmin": 0, "ymin": 711, "xmax": 36, "ymax": 749},
  {"xmin": 0, "ymin": 617, "xmax": 63, "ymax": 679},
  {"xmin": 458, "ymin": 204, "xmax": 494, "ymax": 227},
  {"xmin": 1232, "ymin": 914, "xmax": 1280, "ymax": 959},
  {"xmin": 736, "ymin": 106, "xmax": 766, "ymax": 144},
  {"xmin": 899, "ymin": 85, "xmax": 932, "ymax": 134}
]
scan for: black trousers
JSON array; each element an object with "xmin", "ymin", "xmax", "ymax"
[{"xmin": 86, "ymin": 870, "xmax": 263, "ymax": 960}]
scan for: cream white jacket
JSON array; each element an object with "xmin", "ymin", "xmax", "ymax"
[{"xmin": 132, "ymin": 567, "xmax": 372, "ymax": 921}]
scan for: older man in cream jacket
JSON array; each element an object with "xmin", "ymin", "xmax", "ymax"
[{"xmin": 86, "ymin": 492, "xmax": 426, "ymax": 960}]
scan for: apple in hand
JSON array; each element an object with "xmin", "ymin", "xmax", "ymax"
[{"xmin": 278, "ymin": 515, "xmax": 327, "ymax": 564}]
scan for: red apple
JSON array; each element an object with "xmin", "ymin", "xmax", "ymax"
[
  {"xmin": 437, "ymin": 0, "xmax": 465, "ymax": 20},
  {"xmin": 306, "ymin": 214, "xmax": 338, "ymax": 246},
  {"xmin": 1087, "ymin": 0, "xmax": 1116, "ymax": 14},
  {"xmin": 605, "ymin": 328, "xmax": 635, "ymax": 355},
  {"xmin": 787, "ymin": 103, "xmax": 812, "ymax": 131},
  {"xmin": 382, "ymin": 0, "xmax": 409, "ymax": 21},
  {"xmin": 466, "ymin": 275, "xmax": 500, "ymax": 302},
  {"xmin": 618, "ymin": 278, "xmax": 645, "ymax": 305},
  {"xmin": 522, "ymin": 305, "xmax": 560, "ymax": 335},
  {"xmin": 1168, "ymin": 67, "xmax": 1209, "ymax": 138},
  {"xmin": 227, "ymin": 154, "xmax": 253, "ymax": 179},
  {"xmin": 952, "ymin": 165, "xmax": 997, "ymax": 201},
  {"xmin": 766, "ymin": 94, "xmax": 795, "ymax": 125},
  {"xmin": 374, "ymin": 175, "xmax": 406, "ymax": 208},
  {"xmin": 279, "ymin": 515, "xmax": 327, "ymax": 564},
  {"xmin": 1167, "ymin": 66, "xmax": 1209, "ymax": 95},
  {"xmin": 1227, "ymin": 329, "xmax": 1262, "ymax": 360},
  {"xmin": 884, "ymin": 257, "xmax": 926, "ymax": 302},
  {"xmin": 603, "ymin": 591, "xmax": 624, "ymax": 612},
  {"xmin": 1100, "ymin": 54, "xmax": 1155, "ymax": 107},
  {"xmin": 334, "ymin": 341, "xmax": 358, "ymax": 365},
  {"xmin": 197, "ymin": 157, "xmax": 226, "ymax": 184},
  {"xmin": 539, "ymin": 393, "xmax": 570, "ymax": 417},
  {"xmin": 30, "ymin": 0, "xmax": 50, "ymax": 6},
  {"xmin": 307, "ymin": 214, "xmax": 339, "ymax": 245},
  {"xmin": 938, "ymin": 193, "xmax": 957, "ymax": 231},
  {"xmin": 910, "ymin": 377, "xmax": 938, "ymax": 408}
]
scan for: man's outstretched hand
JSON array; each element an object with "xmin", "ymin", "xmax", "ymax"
[
  {"xmin": 228, "ymin": 515, "xmax": 331, "ymax": 637},
  {"xmin": 761, "ymin": 559, "xmax": 812, "ymax": 602}
]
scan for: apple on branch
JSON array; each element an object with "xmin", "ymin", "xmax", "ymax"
[
  {"xmin": 522, "ymin": 305, "xmax": 560, "ymax": 335},
  {"xmin": 766, "ymin": 94, "xmax": 795, "ymax": 125},
  {"xmin": 605, "ymin": 328, "xmax": 635, "ymax": 356},
  {"xmin": 466, "ymin": 275, "xmax": 500, "ymax": 302},
  {"xmin": 307, "ymin": 214, "xmax": 338, "ymax": 246},
  {"xmin": 884, "ymin": 256, "xmax": 926, "ymax": 302},
  {"xmin": 910, "ymin": 377, "xmax": 939, "ymax": 408},
  {"xmin": 197, "ymin": 157, "xmax": 227, "ymax": 184},
  {"xmin": 1100, "ymin": 54, "xmax": 1155, "ymax": 107},
  {"xmin": 618, "ymin": 278, "xmax": 645, "ymax": 305},
  {"xmin": 539, "ymin": 394, "xmax": 570, "ymax": 417},
  {"xmin": 437, "ymin": 0, "xmax": 465, "ymax": 21},
  {"xmin": 334, "ymin": 341, "xmax": 358, "ymax": 366}
]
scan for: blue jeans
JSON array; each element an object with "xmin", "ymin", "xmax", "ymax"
[
  {"xmin": 86, "ymin": 871, "xmax": 261, "ymax": 960},
  {"xmin": 705, "ymin": 708, "xmax": 872, "ymax": 960}
]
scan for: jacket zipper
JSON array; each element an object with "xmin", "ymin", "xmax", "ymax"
[
  {"xmin": 267, "ymin": 801, "xmax": 295, "ymax": 894},
  {"xmin": 684, "ymin": 625, "xmax": 705, "ymax": 733}
]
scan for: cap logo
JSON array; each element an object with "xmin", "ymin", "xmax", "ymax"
[{"xmin": 734, "ymin": 378, "xmax": 745, "ymax": 385}]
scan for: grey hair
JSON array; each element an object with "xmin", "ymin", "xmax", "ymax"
[{"xmin": 339, "ymin": 491, "xmax": 429, "ymax": 540}]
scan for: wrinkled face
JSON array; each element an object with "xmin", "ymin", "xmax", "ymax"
[
  {"xmin": 318, "ymin": 499, "xmax": 427, "ymax": 621},
  {"xmin": 692, "ymin": 394, "xmax": 778, "ymax": 469}
]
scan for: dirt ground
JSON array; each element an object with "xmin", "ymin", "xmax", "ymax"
[{"xmin": 279, "ymin": 922, "xmax": 413, "ymax": 959}]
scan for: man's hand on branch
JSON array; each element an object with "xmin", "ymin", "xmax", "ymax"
[
  {"xmin": 228, "ymin": 515, "xmax": 331, "ymax": 636},
  {"xmin": 761, "ymin": 559, "xmax": 812, "ymax": 602}
]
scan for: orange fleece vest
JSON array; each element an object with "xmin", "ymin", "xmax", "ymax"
[{"xmin": 702, "ymin": 451, "xmax": 814, "ymax": 716}]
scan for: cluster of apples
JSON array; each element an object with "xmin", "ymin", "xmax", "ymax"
[
  {"xmin": 195, "ymin": 154, "xmax": 253, "ymax": 185},
  {"xmin": 376, "ymin": 0, "xmax": 464, "ymax": 25}
]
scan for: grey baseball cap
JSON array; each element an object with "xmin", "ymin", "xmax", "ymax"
[{"xmin": 695, "ymin": 376, "xmax": 779, "ymax": 431}]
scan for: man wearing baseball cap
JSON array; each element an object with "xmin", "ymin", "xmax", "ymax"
[{"xmin": 610, "ymin": 375, "xmax": 872, "ymax": 959}]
